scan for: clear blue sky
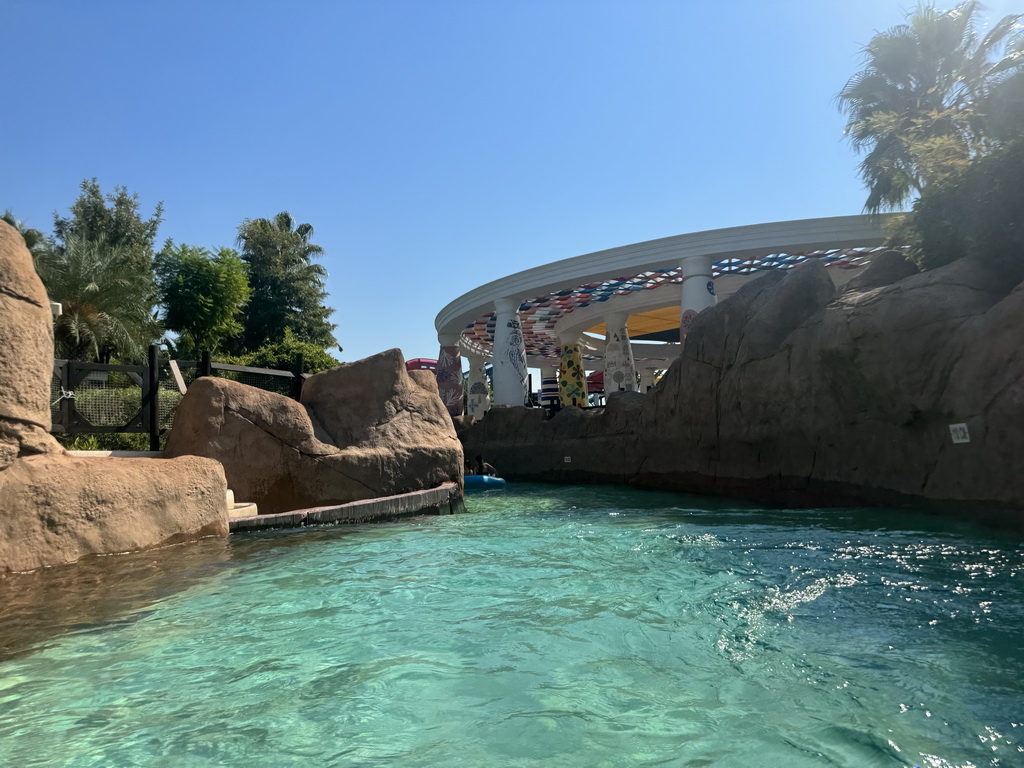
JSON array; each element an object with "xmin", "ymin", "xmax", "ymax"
[{"xmin": 4, "ymin": 0, "xmax": 1019, "ymax": 363}]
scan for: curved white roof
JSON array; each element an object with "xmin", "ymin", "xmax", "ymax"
[{"xmin": 436, "ymin": 214, "xmax": 896, "ymax": 365}]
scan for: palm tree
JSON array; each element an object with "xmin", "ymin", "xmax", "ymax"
[
  {"xmin": 38, "ymin": 234, "xmax": 160, "ymax": 361},
  {"xmin": 838, "ymin": 1, "xmax": 1024, "ymax": 212},
  {"xmin": 2, "ymin": 210, "xmax": 54, "ymax": 268},
  {"xmin": 235, "ymin": 211, "xmax": 336, "ymax": 352},
  {"xmin": 985, "ymin": 58, "xmax": 1024, "ymax": 142}
]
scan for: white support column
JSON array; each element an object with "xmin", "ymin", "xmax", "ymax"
[
  {"xmin": 602, "ymin": 311, "xmax": 637, "ymax": 393},
  {"xmin": 465, "ymin": 352, "xmax": 490, "ymax": 419},
  {"xmin": 491, "ymin": 297, "xmax": 528, "ymax": 406},
  {"xmin": 680, "ymin": 253, "xmax": 717, "ymax": 340}
]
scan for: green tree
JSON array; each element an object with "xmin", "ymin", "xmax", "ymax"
[
  {"xmin": 37, "ymin": 234, "xmax": 160, "ymax": 361},
  {"xmin": 155, "ymin": 241, "xmax": 251, "ymax": 356},
  {"xmin": 53, "ymin": 179, "xmax": 163, "ymax": 271},
  {"xmin": 985, "ymin": 65, "xmax": 1024, "ymax": 143},
  {"xmin": 838, "ymin": 1, "xmax": 1024, "ymax": 212},
  {"xmin": 909, "ymin": 136, "xmax": 1024, "ymax": 279},
  {"xmin": 234, "ymin": 211, "xmax": 337, "ymax": 352},
  {"xmin": 40, "ymin": 180, "xmax": 164, "ymax": 361}
]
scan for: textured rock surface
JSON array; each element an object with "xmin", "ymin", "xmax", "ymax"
[
  {"xmin": 459, "ymin": 257, "xmax": 1024, "ymax": 524},
  {"xmin": 0, "ymin": 220, "xmax": 229, "ymax": 574},
  {"xmin": 0, "ymin": 222, "xmax": 63, "ymax": 469},
  {"xmin": 458, "ymin": 394, "xmax": 644, "ymax": 484},
  {"xmin": 841, "ymin": 249, "xmax": 919, "ymax": 294},
  {"xmin": 165, "ymin": 348, "xmax": 463, "ymax": 514},
  {"xmin": 0, "ymin": 455, "xmax": 228, "ymax": 573}
]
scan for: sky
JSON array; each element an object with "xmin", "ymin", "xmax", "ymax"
[{"xmin": 4, "ymin": 0, "xmax": 1021, "ymax": 364}]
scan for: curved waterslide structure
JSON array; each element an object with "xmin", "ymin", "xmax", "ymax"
[{"xmin": 435, "ymin": 214, "xmax": 897, "ymax": 415}]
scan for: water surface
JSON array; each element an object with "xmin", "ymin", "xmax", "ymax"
[{"xmin": 1, "ymin": 484, "xmax": 1022, "ymax": 767}]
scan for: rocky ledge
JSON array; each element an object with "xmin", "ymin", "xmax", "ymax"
[
  {"xmin": 0, "ymin": 221, "xmax": 229, "ymax": 574},
  {"xmin": 165, "ymin": 348, "xmax": 464, "ymax": 515},
  {"xmin": 459, "ymin": 253, "xmax": 1024, "ymax": 528}
]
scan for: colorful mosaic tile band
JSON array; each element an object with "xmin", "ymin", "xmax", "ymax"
[{"xmin": 462, "ymin": 247, "xmax": 899, "ymax": 359}]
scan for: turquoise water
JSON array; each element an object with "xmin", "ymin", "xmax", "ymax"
[{"xmin": 1, "ymin": 484, "xmax": 1022, "ymax": 767}]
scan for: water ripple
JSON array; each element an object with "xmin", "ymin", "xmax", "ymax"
[{"xmin": 0, "ymin": 484, "xmax": 1021, "ymax": 767}]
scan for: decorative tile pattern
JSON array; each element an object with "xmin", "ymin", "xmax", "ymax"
[
  {"xmin": 558, "ymin": 344, "xmax": 588, "ymax": 407},
  {"xmin": 435, "ymin": 345, "xmax": 463, "ymax": 416},
  {"xmin": 461, "ymin": 247, "xmax": 898, "ymax": 360}
]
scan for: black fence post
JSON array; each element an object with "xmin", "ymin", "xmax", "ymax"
[
  {"xmin": 291, "ymin": 353, "xmax": 305, "ymax": 401},
  {"xmin": 200, "ymin": 350, "xmax": 212, "ymax": 378},
  {"xmin": 58, "ymin": 360, "xmax": 73, "ymax": 433},
  {"xmin": 147, "ymin": 344, "xmax": 160, "ymax": 451}
]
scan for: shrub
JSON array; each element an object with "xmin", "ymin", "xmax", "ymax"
[
  {"xmin": 238, "ymin": 329, "xmax": 340, "ymax": 374},
  {"xmin": 909, "ymin": 139, "xmax": 1024, "ymax": 282},
  {"xmin": 57, "ymin": 433, "xmax": 152, "ymax": 451}
]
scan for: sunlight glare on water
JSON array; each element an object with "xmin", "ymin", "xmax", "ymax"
[{"xmin": 0, "ymin": 483, "xmax": 1022, "ymax": 767}]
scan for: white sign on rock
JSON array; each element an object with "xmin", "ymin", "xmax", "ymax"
[{"xmin": 949, "ymin": 423, "xmax": 971, "ymax": 444}]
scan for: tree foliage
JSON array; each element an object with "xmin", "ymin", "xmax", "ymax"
[
  {"xmin": 986, "ymin": 64, "xmax": 1024, "ymax": 142},
  {"xmin": 155, "ymin": 242, "xmax": 251, "ymax": 356},
  {"xmin": 9, "ymin": 184, "xmax": 340, "ymax": 365},
  {"xmin": 53, "ymin": 179, "xmax": 163, "ymax": 271},
  {"xmin": 37, "ymin": 234, "xmax": 161, "ymax": 361},
  {"xmin": 838, "ymin": 1, "xmax": 1024, "ymax": 212},
  {"xmin": 240, "ymin": 328, "xmax": 340, "ymax": 373},
  {"xmin": 235, "ymin": 212, "xmax": 337, "ymax": 353},
  {"xmin": 908, "ymin": 137, "xmax": 1024, "ymax": 280},
  {"xmin": 40, "ymin": 180, "xmax": 165, "ymax": 360}
]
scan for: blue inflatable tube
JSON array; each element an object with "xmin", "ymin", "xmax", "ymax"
[{"xmin": 465, "ymin": 475, "xmax": 506, "ymax": 491}]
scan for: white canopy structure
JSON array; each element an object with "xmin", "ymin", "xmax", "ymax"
[{"xmin": 434, "ymin": 215, "xmax": 898, "ymax": 415}]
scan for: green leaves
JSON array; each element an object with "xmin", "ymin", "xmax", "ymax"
[
  {"xmin": 838, "ymin": 2, "xmax": 1024, "ymax": 212},
  {"xmin": 907, "ymin": 137, "xmax": 1024, "ymax": 280},
  {"xmin": 35, "ymin": 179, "xmax": 165, "ymax": 361},
  {"xmin": 1, "ymin": 210, "xmax": 52, "ymax": 266},
  {"xmin": 53, "ymin": 178, "xmax": 163, "ymax": 273},
  {"xmin": 43, "ymin": 234, "xmax": 160, "ymax": 362},
  {"xmin": 241, "ymin": 328, "xmax": 339, "ymax": 374},
  {"xmin": 13, "ymin": 182, "xmax": 340, "ymax": 365},
  {"xmin": 155, "ymin": 242, "xmax": 251, "ymax": 356},
  {"xmin": 235, "ymin": 211, "xmax": 337, "ymax": 353}
]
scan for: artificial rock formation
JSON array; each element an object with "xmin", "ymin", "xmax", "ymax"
[
  {"xmin": 0, "ymin": 454, "xmax": 229, "ymax": 573},
  {"xmin": 459, "ymin": 255, "xmax": 1024, "ymax": 524},
  {"xmin": 0, "ymin": 222, "xmax": 61, "ymax": 469},
  {"xmin": 0, "ymin": 221, "xmax": 229, "ymax": 574},
  {"xmin": 165, "ymin": 348, "xmax": 463, "ymax": 515}
]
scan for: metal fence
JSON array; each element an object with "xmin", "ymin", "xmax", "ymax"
[
  {"xmin": 173, "ymin": 352, "xmax": 306, "ymax": 400},
  {"xmin": 50, "ymin": 346, "xmax": 307, "ymax": 449}
]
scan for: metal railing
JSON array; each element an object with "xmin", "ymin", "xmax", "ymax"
[{"xmin": 50, "ymin": 346, "xmax": 307, "ymax": 449}]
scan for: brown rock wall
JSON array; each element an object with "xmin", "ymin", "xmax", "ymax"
[
  {"xmin": 0, "ymin": 455, "xmax": 228, "ymax": 573},
  {"xmin": 0, "ymin": 220, "xmax": 229, "ymax": 573},
  {"xmin": 0, "ymin": 222, "xmax": 63, "ymax": 469},
  {"xmin": 458, "ymin": 256, "xmax": 1024, "ymax": 524},
  {"xmin": 165, "ymin": 349, "xmax": 463, "ymax": 514},
  {"xmin": 459, "ymin": 393, "xmax": 645, "ymax": 484}
]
